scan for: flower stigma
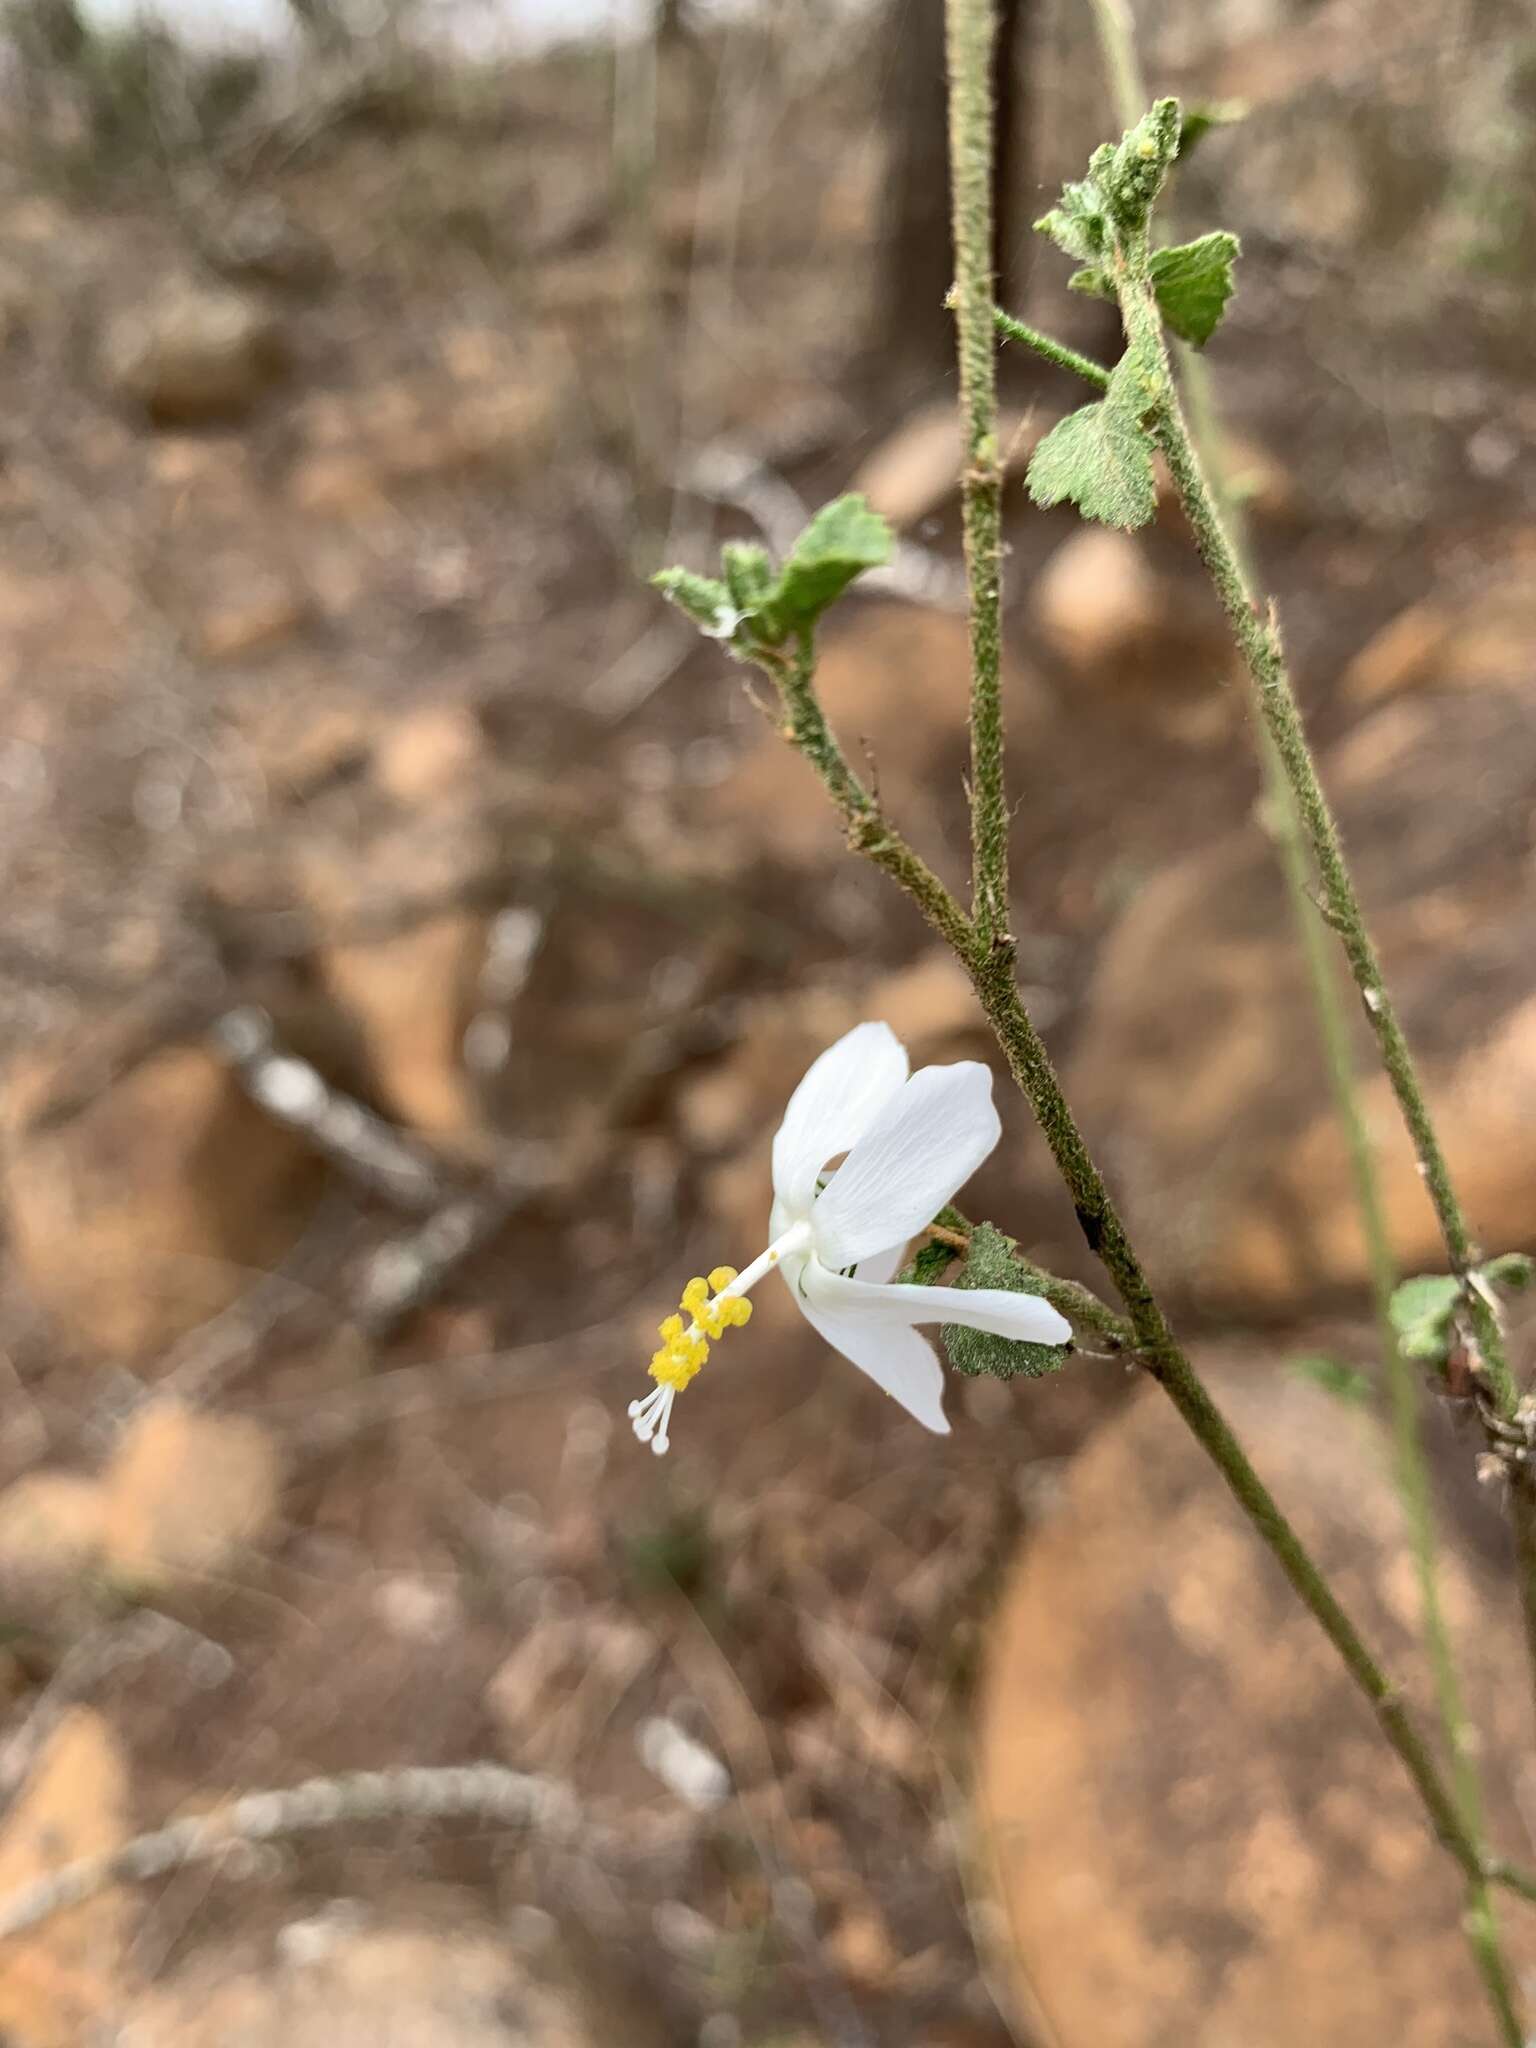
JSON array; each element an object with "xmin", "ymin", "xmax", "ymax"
[{"xmin": 629, "ymin": 1222, "xmax": 812, "ymax": 1455}]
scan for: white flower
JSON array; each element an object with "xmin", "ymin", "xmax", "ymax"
[{"xmin": 629, "ymin": 1020, "xmax": 1072, "ymax": 1454}]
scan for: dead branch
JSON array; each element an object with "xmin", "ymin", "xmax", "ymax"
[
  {"xmin": 212, "ymin": 1005, "xmax": 449, "ymax": 1213},
  {"xmin": 0, "ymin": 1763, "xmax": 577, "ymax": 1947}
]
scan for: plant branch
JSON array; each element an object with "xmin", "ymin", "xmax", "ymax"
[
  {"xmin": 991, "ymin": 274, "xmax": 1536, "ymax": 1759},
  {"xmin": 1084, "ymin": 0, "xmax": 1143, "ymax": 132},
  {"xmin": 1089, "ymin": 99, "xmax": 1523, "ymax": 2005},
  {"xmin": 1127, "ymin": 278, "xmax": 1516, "ymax": 1418},
  {"xmin": 1101, "ymin": 0, "xmax": 1500, "ymax": 1950},
  {"xmin": 0, "ymin": 1763, "xmax": 575, "ymax": 1945},
  {"xmin": 980, "ymin": 304, "xmax": 1112, "ymax": 390},
  {"xmin": 1487, "ymin": 1858, "xmax": 1536, "ymax": 1907},
  {"xmin": 923, "ymin": 1216, "xmax": 1133, "ymax": 1347},
  {"xmin": 761, "ymin": 624, "xmax": 1498, "ymax": 1917},
  {"xmin": 1109, "ymin": 239, "xmax": 1536, "ymax": 1785},
  {"xmin": 989, "ymin": 305, "xmax": 1107, "ymax": 390},
  {"xmin": 945, "ymin": 0, "xmax": 1010, "ymax": 947},
  {"xmin": 772, "ymin": 632, "xmax": 974, "ymax": 957},
  {"xmin": 750, "ymin": 27, "xmax": 1529, "ymax": 2008}
]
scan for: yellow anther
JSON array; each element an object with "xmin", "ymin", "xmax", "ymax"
[
  {"xmin": 645, "ymin": 1258, "xmax": 754, "ymax": 1395},
  {"xmin": 650, "ymin": 1319, "xmax": 708, "ymax": 1389}
]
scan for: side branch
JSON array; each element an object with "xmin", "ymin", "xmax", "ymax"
[{"xmin": 770, "ymin": 634, "xmax": 975, "ymax": 957}]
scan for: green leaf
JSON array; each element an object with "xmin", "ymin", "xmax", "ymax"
[
  {"xmin": 720, "ymin": 540, "xmax": 776, "ymax": 614},
  {"xmin": 1034, "ymin": 175, "xmax": 1109, "ymax": 263},
  {"xmin": 1389, "ymin": 1274, "xmax": 1462, "ymax": 1362},
  {"xmin": 1177, "ymin": 100, "xmax": 1245, "ymax": 160},
  {"xmin": 1482, "ymin": 1252, "xmax": 1535, "ymax": 1294},
  {"xmin": 1290, "ymin": 1354, "xmax": 1374, "ymax": 1408},
  {"xmin": 1100, "ymin": 97, "xmax": 1182, "ymax": 228},
  {"xmin": 940, "ymin": 1222, "xmax": 1071, "ymax": 1382},
  {"xmin": 1150, "ymin": 231, "xmax": 1240, "ymax": 348},
  {"xmin": 1026, "ymin": 356, "xmax": 1158, "ymax": 529},
  {"xmin": 1067, "ymin": 264, "xmax": 1114, "ymax": 301},
  {"xmin": 772, "ymin": 494, "xmax": 893, "ymax": 632},
  {"xmin": 652, "ymin": 567, "xmax": 742, "ymax": 640}
]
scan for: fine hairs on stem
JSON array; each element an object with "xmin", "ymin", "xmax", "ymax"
[
  {"xmin": 917, "ymin": 6, "xmax": 1530, "ymax": 2036},
  {"xmin": 651, "ymin": 3, "xmax": 1536, "ymax": 2034},
  {"xmin": 1075, "ymin": 0, "xmax": 1517, "ymax": 2025}
]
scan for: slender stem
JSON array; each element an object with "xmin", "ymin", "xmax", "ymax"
[
  {"xmin": 1132, "ymin": 303, "xmax": 1517, "ymax": 1418},
  {"xmin": 1117, "ymin": 258, "xmax": 1536, "ymax": 1730},
  {"xmin": 992, "ymin": 273, "xmax": 1529, "ymax": 1426},
  {"xmin": 1104, "ymin": 0, "xmax": 1520, "ymax": 1921},
  {"xmin": 925, "ymin": 1216, "xmax": 1133, "ymax": 1347},
  {"xmin": 989, "ymin": 304, "xmax": 1111, "ymax": 390},
  {"xmin": 754, "ymin": 15, "xmax": 1528, "ymax": 2008},
  {"xmin": 1272, "ymin": 789, "xmax": 1488, "ymax": 1838},
  {"xmin": 759, "ymin": 638, "xmax": 1495, "ymax": 1905},
  {"xmin": 1488, "ymin": 1858, "xmax": 1536, "ymax": 1907},
  {"xmin": 1467, "ymin": 1897, "xmax": 1530, "ymax": 2048},
  {"xmin": 1100, "ymin": 143, "xmax": 1524, "ymax": 2012},
  {"xmin": 773, "ymin": 631, "xmax": 974, "ymax": 958},
  {"xmin": 944, "ymin": 0, "xmax": 1010, "ymax": 946},
  {"xmin": 1084, "ymin": 0, "xmax": 1142, "ymax": 131}
]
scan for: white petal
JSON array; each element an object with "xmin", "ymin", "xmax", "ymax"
[
  {"xmin": 809, "ymin": 1062, "xmax": 1001, "ymax": 1270},
  {"xmin": 852, "ymin": 1241, "xmax": 908, "ymax": 1285},
  {"xmin": 801, "ymin": 1259, "xmax": 1072, "ymax": 1347},
  {"xmin": 770, "ymin": 1022, "xmax": 909, "ymax": 1215},
  {"xmin": 775, "ymin": 1213, "xmax": 908, "ymax": 1287},
  {"xmin": 791, "ymin": 1272, "xmax": 950, "ymax": 1434}
]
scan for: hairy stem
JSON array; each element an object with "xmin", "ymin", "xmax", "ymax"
[
  {"xmin": 1131, "ymin": 290, "xmax": 1515, "ymax": 1415},
  {"xmin": 908, "ymin": 14, "xmax": 1519, "ymax": 1938},
  {"xmin": 760, "ymin": 634, "xmax": 1498, "ymax": 1910},
  {"xmin": 986, "ymin": 306, "xmax": 1112, "ymax": 390},
  {"xmin": 925, "ymin": 1215, "xmax": 1133, "ymax": 1347},
  {"xmin": 1086, "ymin": 0, "xmax": 1502, "ymax": 1889},
  {"xmin": 1116, "ymin": 247, "xmax": 1536, "ymax": 1744},
  {"xmin": 945, "ymin": 0, "xmax": 1010, "ymax": 946},
  {"xmin": 1103, "ymin": 179, "xmax": 1524, "ymax": 2017},
  {"xmin": 1271, "ymin": 793, "xmax": 1488, "ymax": 1829},
  {"xmin": 774, "ymin": 631, "xmax": 975, "ymax": 958},
  {"xmin": 1104, "ymin": 0, "xmax": 1500, "ymax": 1933}
]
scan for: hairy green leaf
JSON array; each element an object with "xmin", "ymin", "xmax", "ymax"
[
  {"xmin": 941, "ymin": 1221, "xmax": 1071, "ymax": 1382},
  {"xmin": 1034, "ymin": 176, "xmax": 1109, "ymax": 263},
  {"xmin": 1066, "ymin": 263, "xmax": 1114, "ymax": 301},
  {"xmin": 1151, "ymin": 231, "xmax": 1240, "ymax": 347},
  {"xmin": 1389, "ymin": 1274, "xmax": 1462, "ymax": 1362},
  {"xmin": 1482, "ymin": 1251, "xmax": 1535, "ymax": 1293},
  {"xmin": 652, "ymin": 567, "xmax": 741, "ymax": 639},
  {"xmin": 720, "ymin": 540, "xmax": 776, "ymax": 613},
  {"xmin": 1101, "ymin": 97, "xmax": 1182, "ymax": 228},
  {"xmin": 1026, "ymin": 355, "xmax": 1158, "ymax": 529},
  {"xmin": 772, "ymin": 494, "xmax": 893, "ymax": 631}
]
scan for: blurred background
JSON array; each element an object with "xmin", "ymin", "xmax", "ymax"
[{"xmin": 0, "ymin": 1, "xmax": 1534, "ymax": 2042}]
